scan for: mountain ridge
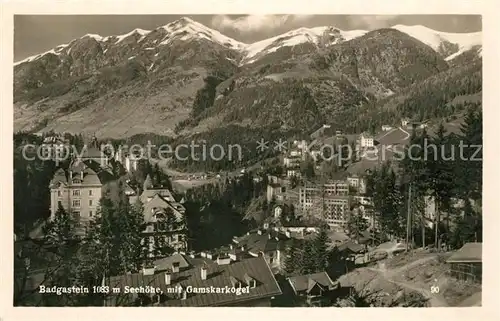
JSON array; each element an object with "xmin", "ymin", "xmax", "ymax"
[
  {"xmin": 13, "ymin": 17, "xmax": 482, "ymax": 139},
  {"xmin": 14, "ymin": 18, "xmax": 482, "ymax": 67}
]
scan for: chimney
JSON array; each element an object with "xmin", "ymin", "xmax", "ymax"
[
  {"xmin": 201, "ymin": 265, "xmax": 208, "ymax": 280},
  {"xmin": 164, "ymin": 270, "xmax": 172, "ymax": 285},
  {"xmin": 285, "ymin": 230, "xmax": 291, "ymax": 238},
  {"xmin": 257, "ymin": 230, "xmax": 262, "ymax": 235},
  {"xmin": 268, "ymin": 233, "xmax": 272, "ymax": 240},
  {"xmin": 181, "ymin": 288, "xmax": 187, "ymax": 300},
  {"xmin": 241, "ymin": 245, "xmax": 245, "ymax": 251},
  {"xmin": 172, "ymin": 262, "xmax": 180, "ymax": 273},
  {"xmin": 229, "ymin": 244, "xmax": 233, "ymax": 250},
  {"xmin": 142, "ymin": 266, "xmax": 156, "ymax": 276},
  {"xmin": 263, "ymin": 223, "xmax": 269, "ymax": 229},
  {"xmin": 69, "ymin": 170, "xmax": 73, "ymax": 180},
  {"xmin": 81, "ymin": 171, "xmax": 84, "ymax": 180},
  {"xmin": 189, "ymin": 251, "xmax": 196, "ymax": 259},
  {"xmin": 217, "ymin": 256, "xmax": 231, "ymax": 265}
]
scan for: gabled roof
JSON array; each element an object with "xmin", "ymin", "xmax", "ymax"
[
  {"xmin": 153, "ymin": 253, "xmax": 190, "ymax": 272},
  {"xmin": 447, "ymin": 242, "xmax": 482, "ymax": 263},
  {"xmin": 50, "ymin": 159, "xmax": 114, "ymax": 188},
  {"xmin": 233, "ymin": 229, "xmax": 295, "ymax": 254},
  {"xmin": 337, "ymin": 241, "xmax": 365, "ymax": 253},
  {"xmin": 140, "ymin": 188, "xmax": 175, "ymax": 204},
  {"xmin": 287, "ymin": 272, "xmax": 338, "ymax": 294},
  {"xmin": 106, "ymin": 255, "xmax": 282, "ymax": 307},
  {"xmin": 49, "ymin": 168, "xmax": 68, "ymax": 186},
  {"xmin": 143, "ymin": 194, "xmax": 184, "ymax": 223}
]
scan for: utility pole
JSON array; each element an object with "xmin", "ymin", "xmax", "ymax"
[{"xmin": 405, "ymin": 183, "xmax": 412, "ymax": 252}]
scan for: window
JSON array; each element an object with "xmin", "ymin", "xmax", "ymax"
[
  {"xmin": 57, "ymin": 190, "xmax": 62, "ymax": 197},
  {"xmin": 73, "ymin": 211, "xmax": 80, "ymax": 219},
  {"xmin": 89, "ymin": 210, "xmax": 93, "ymax": 217},
  {"xmin": 72, "ymin": 190, "xmax": 81, "ymax": 196},
  {"xmin": 89, "ymin": 200, "xmax": 93, "ymax": 206},
  {"xmin": 72, "ymin": 200, "xmax": 81, "ymax": 207},
  {"xmin": 250, "ymin": 279, "xmax": 257, "ymax": 288},
  {"xmin": 89, "ymin": 190, "xmax": 93, "ymax": 196}
]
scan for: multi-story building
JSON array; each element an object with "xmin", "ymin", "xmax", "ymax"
[
  {"xmin": 347, "ymin": 174, "xmax": 367, "ymax": 194},
  {"xmin": 283, "ymin": 155, "xmax": 301, "ymax": 168},
  {"xmin": 286, "ymin": 168, "xmax": 301, "ymax": 178},
  {"xmin": 381, "ymin": 125, "xmax": 393, "ymax": 131},
  {"xmin": 323, "ymin": 181, "xmax": 349, "ymax": 196},
  {"xmin": 131, "ymin": 177, "xmax": 188, "ymax": 256},
  {"xmin": 352, "ymin": 196, "xmax": 375, "ymax": 228},
  {"xmin": 298, "ymin": 182, "xmax": 350, "ymax": 227},
  {"xmin": 114, "ymin": 148, "xmax": 139, "ymax": 172},
  {"xmin": 49, "ymin": 157, "xmax": 114, "ymax": 225},
  {"xmin": 359, "ymin": 132, "xmax": 374, "ymax": 148}
]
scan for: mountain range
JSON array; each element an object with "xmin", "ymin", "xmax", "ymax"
[{"xmin": 14, "ymin": 17, "xmax": 482, "ymax": 139}]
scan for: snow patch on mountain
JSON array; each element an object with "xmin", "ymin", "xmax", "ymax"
[
  {"xmin": 113, "ymin": 28, "xmax": 150, "ymax": 44},
  {"xmin": 13, "ymin": 18, "xmax": 482, "ymax": 67},
  {"xmin": 81, "ymin": 34, "xmax": 105, "ymax": 41},
  {"xmin": 391, "ymin": 24, "xmax": 482, "ymax": 60},
  {"xmin": 241, "ymin": 26, "xmax": 367, "ymax": 65},
  {"xmin": 159, "ymin": 17, "xmax": 246, "ymax": 50},
  {"xmin": 14, "ymin": 43, "xmax": 69, "ymax": 66}
]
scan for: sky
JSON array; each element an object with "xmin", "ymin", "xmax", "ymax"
[{"xmin": 14, "ymin": 14, "xmax": 482, "ymax": 61}]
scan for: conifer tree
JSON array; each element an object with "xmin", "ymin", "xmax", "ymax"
[
  {"xmin": 311, "ymin": 228, "xmax": 330, "ymax": 272},
  {"xmin": 284, "ymin": 239, "xmax": 302, "ymax": 274}
]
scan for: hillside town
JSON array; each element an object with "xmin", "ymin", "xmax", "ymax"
[
  {"xmin": 12, "ymin": 14, "xmax": 483, "ymax": 308},
  {"xmin": 14, "ymin": 111, "xmax": 482, "ymax": 307}
]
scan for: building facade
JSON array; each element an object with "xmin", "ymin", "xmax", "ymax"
[
  {"xmin": 132, "ymin": 181, "xmax": 188, "ymax": 257},
  {"xmin": 359, "ymin": 133, "xmax": 374, "ymax": 148},
  {"xmin": 298, "ymin": 182, "xmax": 350, "ymax": 227},
  {"xmin": 49, "ymin": 154, "xmax": 113, "ymax": 225}
]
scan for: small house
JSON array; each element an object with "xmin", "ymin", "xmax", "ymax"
[
  {"xmin": 446, "ymin": 242, "xmax": 482, "ymax": 283},
  {"xmin": 287, "ymin": 272, "xmax": 339, "ymax": 306}
]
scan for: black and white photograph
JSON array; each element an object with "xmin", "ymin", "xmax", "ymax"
[{"xmin": 9, "ymin": 9, "xmax": 485, "ymax": 309}]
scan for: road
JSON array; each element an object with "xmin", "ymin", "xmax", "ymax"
[{"xmin": 367, "ymin": 257, "xmax": 449, "ymax": 307}]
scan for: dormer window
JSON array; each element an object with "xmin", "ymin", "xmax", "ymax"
[
  {"xmin": 250, "ymin": 279, "xmax": 257, "ymax": 288},
  {"xmin": 72, "ymin": 178, "xmax": 81, "ymax": 184}
]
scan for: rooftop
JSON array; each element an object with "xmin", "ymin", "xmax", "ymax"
[
  {"xmin": 49, "ymin": 160, "xmax": 115, "ymax": 187},
  {"xmin": 142, "ymin": 193, "xmax": 184, "ymax": 223},
  {"xmin": 336, "ymin": 241, "xmax": 365, "ymax": 253},
  {"xmin": 153, "ymin": 253, "xmax": 190, "ymax": 272},
  {"xmin": 106, "ymin": 254, "xmax": 282, "ymax": 306},
  {"xmin": 232, "ymin": 228, "xmax": 299, "ymax": 254},
  {"xmin": 446, "ymin": 242, "xmax": 482, "ymax": 263},
  {"xmin": 287, "ymin": 271, "xmax": 339, "ymax": 294}
]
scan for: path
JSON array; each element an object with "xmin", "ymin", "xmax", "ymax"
[
  {"xmin": 377, "ymin": 127, "xmax": 397, "ymax": 139},
  {"xmin": 398, "ymin": 126, "xmax": 411, "ymax": 141},
  {"xmin": 367, "ymin": 256, "xmax": 448, "ymax": 307}
]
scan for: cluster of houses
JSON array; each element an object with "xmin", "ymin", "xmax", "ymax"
[
  {"xmin": 268, "ymin": 134, "xmax": 374, "ymax": 230},
  {"xmin": 48, "ymin": 135, "xmax": 188, "ymax": 255},
  {"xmin": 19, "ymin": 127, "xmax": 482, "ymax": 307}
]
